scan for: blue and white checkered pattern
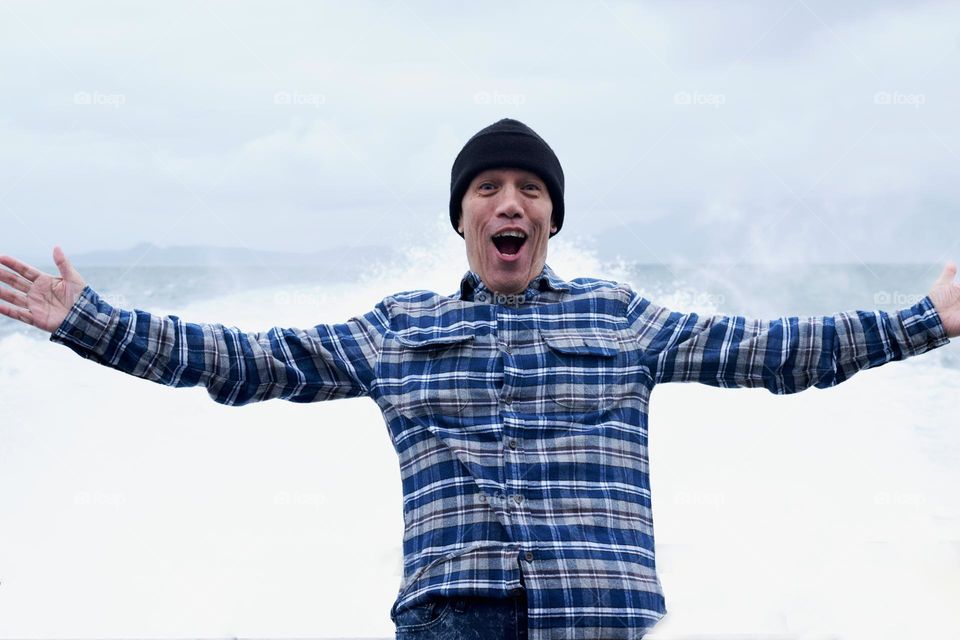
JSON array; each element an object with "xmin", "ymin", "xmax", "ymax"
[{"xmin": 50, "ymin": 263, "xmax": 950, "ymax": 638}]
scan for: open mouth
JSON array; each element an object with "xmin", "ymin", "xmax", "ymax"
[{"xmin": 491, "ymin": 230, "xmax": 528, "ymax": 256}]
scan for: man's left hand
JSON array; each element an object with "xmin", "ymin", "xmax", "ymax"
[{"xmin": 928, "ymin": 261, "xmax": 960, "ymax": 338}]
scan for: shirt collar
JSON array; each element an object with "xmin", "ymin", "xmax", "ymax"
[{"xmin": 458, "ymin": 263, "xmax": 570, "ymax": 301}]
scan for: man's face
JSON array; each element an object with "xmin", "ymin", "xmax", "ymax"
[{"xmin": 458, "ymin": 167, "xmax": 556, "ymax": 296}]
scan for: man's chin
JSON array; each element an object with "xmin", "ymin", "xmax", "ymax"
[{"xmin": 482, "ymin": 266, "xmax": 531, "ymax": 295}]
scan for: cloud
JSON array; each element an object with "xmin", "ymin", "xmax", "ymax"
[{"xmin": 1, "ymin": 1, "xmax": 957, "ymax": 264}]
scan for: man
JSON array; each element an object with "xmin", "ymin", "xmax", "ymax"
[{"xmin": 1, "ymin": 118, "xmax": 958, "ymax": 640}]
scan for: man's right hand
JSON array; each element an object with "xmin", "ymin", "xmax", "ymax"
[{"xmin": 0, "ymin": 246, "xmax": 87, "ymax": 334}]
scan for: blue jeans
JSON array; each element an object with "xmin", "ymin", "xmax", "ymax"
[{"xmin": 393, "ymin": 589, "xmax": 528, "ymax": 640}]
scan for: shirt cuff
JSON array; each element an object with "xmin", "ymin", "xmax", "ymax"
[
  {"xmin": 897, "ymin": 294, "xmax": 950, "ymax": 357},
  {"xmin": 48, "ymin": 285, "xmax": 118, "ymax": 356}
]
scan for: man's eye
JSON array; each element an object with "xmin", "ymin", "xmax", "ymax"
[
  {"xmin": 524, "ymin": 183, "xmax": 542, "ymax": 190},
  {"xmin": 479, "ymin": 182, "xmax": 496, "ymax": 190}
]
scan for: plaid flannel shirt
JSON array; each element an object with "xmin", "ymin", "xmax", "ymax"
[{"xmin": 49, "ymin": 263, "xmax": 950, "ymax": 639}]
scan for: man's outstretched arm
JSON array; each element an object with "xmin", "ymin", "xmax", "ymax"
[
  {"xmin": 627, "ymin": 262, "xmax": 958, "ymax": 394},
  {"xmin": 0, "ymin": 247, "xmax": 389, "ymax": 406}
]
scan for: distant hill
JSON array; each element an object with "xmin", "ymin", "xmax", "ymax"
[{"xmin": 70, "ymin": 242, "xmax": 403, "ymax": 269}]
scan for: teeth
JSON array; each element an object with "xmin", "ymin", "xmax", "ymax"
[{"xmin": 493, "ymin": 230, "xmax": 527, "ymax": 239}]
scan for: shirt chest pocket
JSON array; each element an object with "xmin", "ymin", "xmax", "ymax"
[
  {"xmin": 389, "ymin": 332, "xmax": 499, "ymax": 418},
  {"xmin": 537, "ymin": 327, "xmax": 629, "ymax": 413}
]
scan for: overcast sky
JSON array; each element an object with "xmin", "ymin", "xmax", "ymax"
[{"xmin": 1, "ymin": 0, "xmax": 958, "ymax": 266}]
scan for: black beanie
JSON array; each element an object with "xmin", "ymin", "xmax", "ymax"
[{"xmin": 449, "ymin": 118, "xmax": 564, "ymax": 238}]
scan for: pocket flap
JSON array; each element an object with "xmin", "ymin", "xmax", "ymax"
[
  {"xmin": 393, "ymin": 332, "xmax": 475, "ymax": 349},
  {"xmin": 539, "ymin": 327, "xmax": 619, "ymax": 357}
]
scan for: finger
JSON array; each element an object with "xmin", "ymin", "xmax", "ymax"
[
  {"xmin": 53, "ymin": 245, "xmax": 79, "ymax": 281},
  {"xmin": 0, "ymin": 267, "xmax": 31, "ymax": 293},
  {"xmin": 0, "ymin": 302, "xmax": 32, "ymax": 326},
  {"xmin": 0, "ymin": 254, "xmax": 42, "ymax": 283},
  {"xmin": 0, "ymin": 284, "xmax": 28, "ymax": 309}
]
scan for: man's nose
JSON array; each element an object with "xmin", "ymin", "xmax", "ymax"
[{"xmin": 495, "ymin": 185, "xmax": 524, "ymax": 218}]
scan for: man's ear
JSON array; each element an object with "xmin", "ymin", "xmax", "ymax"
[{"xmin": 457, "ymin": 212, "xmax": 464, "ymax": 234}]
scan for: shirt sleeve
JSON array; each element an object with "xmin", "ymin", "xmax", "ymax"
[
  {"xmin": 48, "ymin": 285, "xmax": 391, "ymax": 406},
  {"xmin": 626, "ymin": 291, "xmax": 950, "ymax": 394}
]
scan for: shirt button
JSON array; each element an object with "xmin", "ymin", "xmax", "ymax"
[
  {"xmin": 513, "ymin": 494, "xmax": 523, "ymax": 504},
  {"xmin": 524, "ymin": 551, "xmax": 534, "ymax": 562},
  {"xmin": 475, "ymin": 293, "xmax": 487, "ymax": 302},
  {"xmin": 507, "ymin": 439, "xmax": 518, "ymax": 450},
  {"xmin": 503, "ymin": 396, "xmax": 513, "ymax": 405}
]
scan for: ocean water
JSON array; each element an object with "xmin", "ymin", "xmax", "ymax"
[{"xmin": 1, "ymin": 230, "xmax": 958, "ymax": 639}]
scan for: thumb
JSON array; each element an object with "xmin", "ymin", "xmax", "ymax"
[
  {"xmin": 936, "ymin": 260, "xmax": 957, "ymax": 286},
  {"xmin": 53, "ymin": 245, "xmax": 80, "ymax": 281}
]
